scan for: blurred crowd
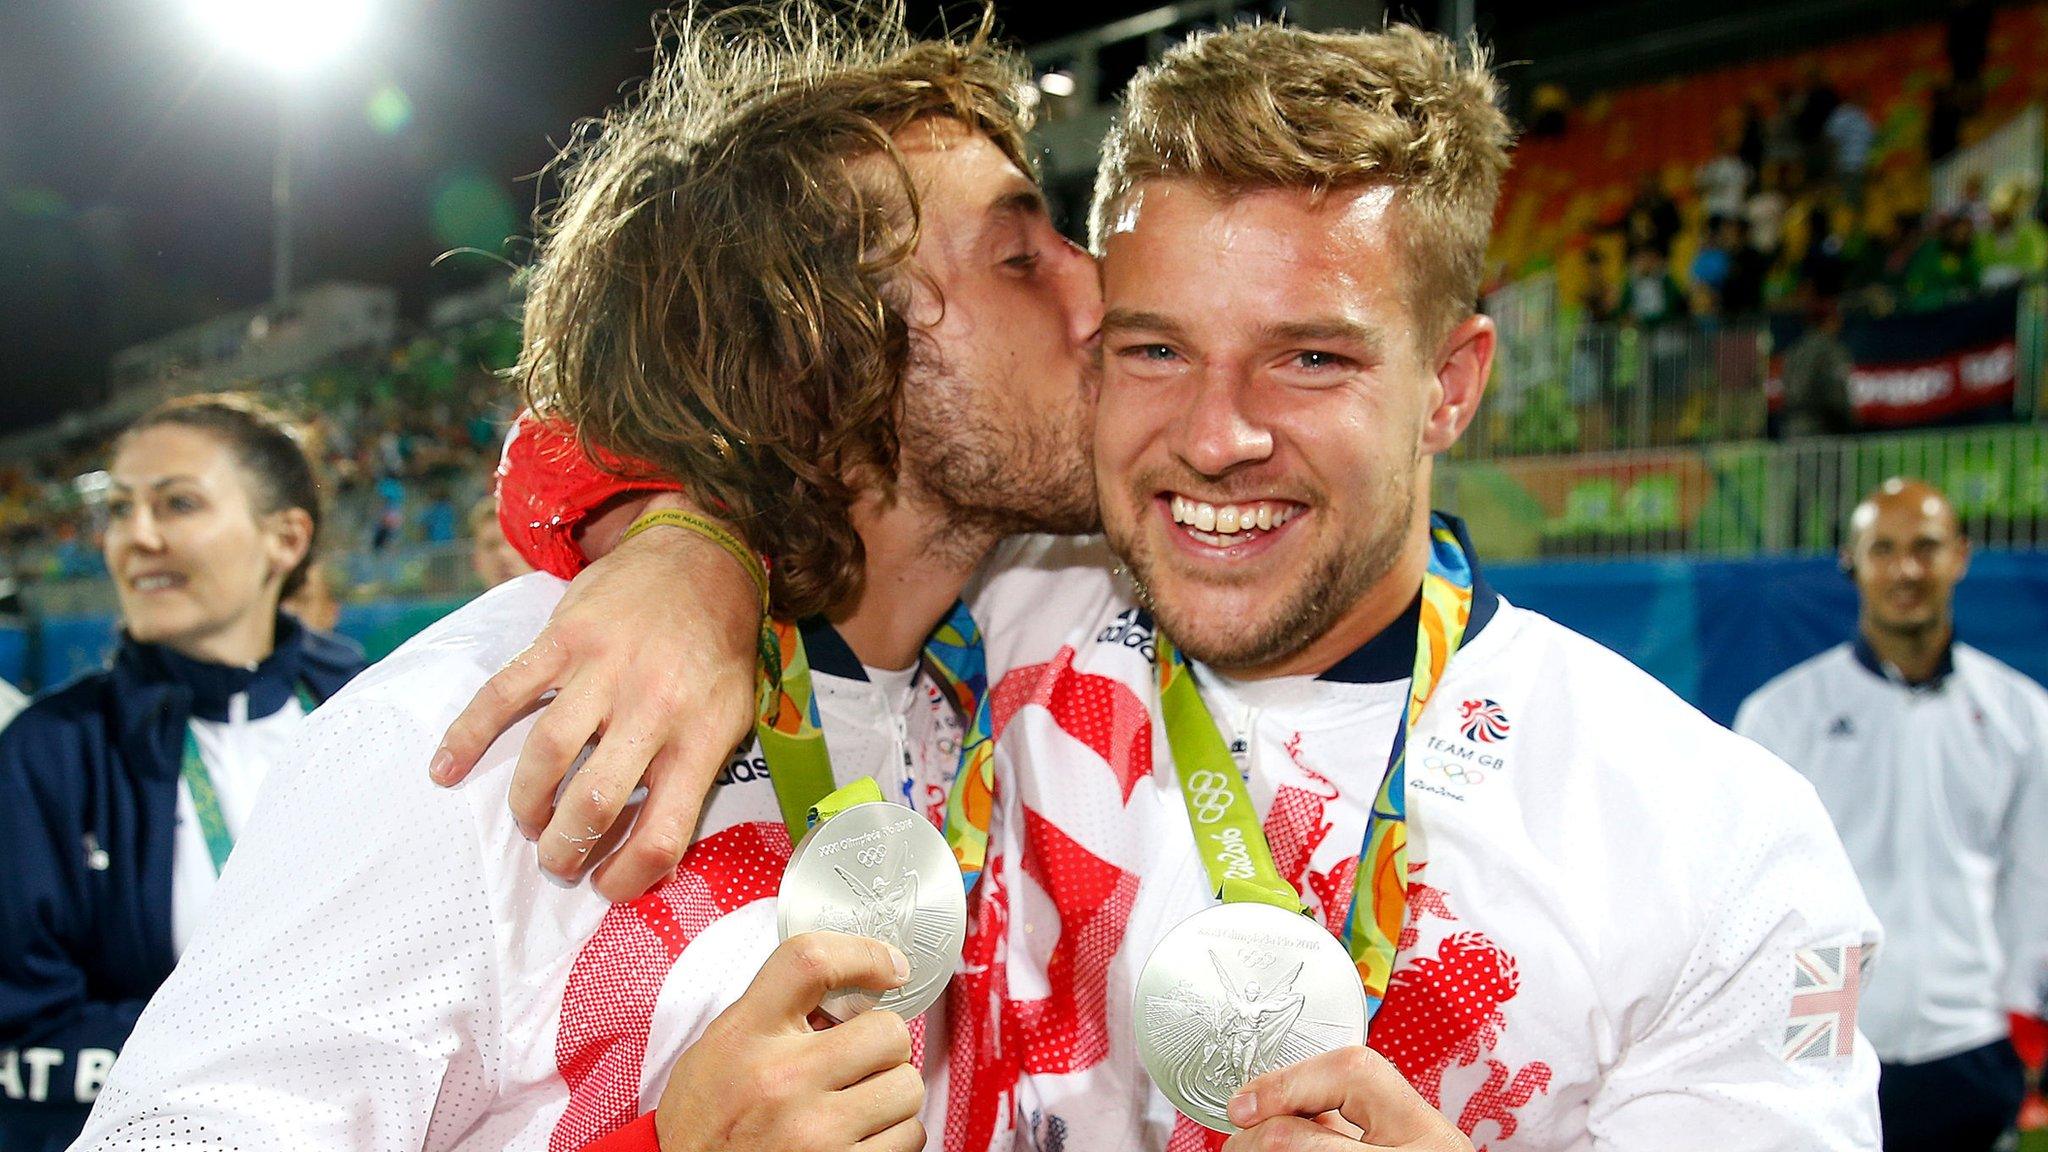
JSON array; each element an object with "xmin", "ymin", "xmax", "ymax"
[
  {"xmin": 0, "ymin": 318, "xmax": 526, "ymax": 602},
  {"xmin": 1578, "ymin": 89, "xmax": 2044, "ymax": 331},
  {"xmin": 1506, "ymin": 0, "xmax": 2047, "ymax": 332}
]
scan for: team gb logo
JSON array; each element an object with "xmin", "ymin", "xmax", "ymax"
[{"xmin": 1458, "ymin": 698, "xmax": 1511, "ymax": 743}]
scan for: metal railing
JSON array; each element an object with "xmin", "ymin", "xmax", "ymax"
[
  {"xmin": 1461, "ymin": 316, "xmax": 1774, "ymax": 460},
  {"xmin": 1435, "ymin": 424, "xmax": 2048, "ymax": 561}
]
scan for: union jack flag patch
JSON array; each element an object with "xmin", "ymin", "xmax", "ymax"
[{"xmin": 1783, "ymin": 943, "xmax": 1864, "ymax": 1062}]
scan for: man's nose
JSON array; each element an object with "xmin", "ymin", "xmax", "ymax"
[{"xmin": 1171, "ymin": 368, "xmax": 1273, "ymax": 478}]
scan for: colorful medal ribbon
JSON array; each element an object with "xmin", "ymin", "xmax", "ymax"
[
  {"xmin": 1155, "ymin": 515, "xmax": 1475, "ymax": 1022},
  {"xmin": 1156, "ymin": 643, "xmax": 1305, "ymax": 915},
  {"xmin": 178, "ymin": 683, "xmax": 322, "ymax": 876},
  {"xmin": 754, "ymin": 601, "xmax": 994, "ymax": 891}
]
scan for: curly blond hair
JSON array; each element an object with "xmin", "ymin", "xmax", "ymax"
[
  {"xmin": 1091, "ymin": 22, "xmax": 1513, "ymax": 349},
  {"xmin": 518, "ymin": 0, "xmax": 1031, "ymax": 618}
]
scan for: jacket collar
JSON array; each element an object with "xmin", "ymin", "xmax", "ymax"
[
  {"xmin": 1851, "ymin": 630, "xmax": 1956, "ymax": 690},
  {"xmin": 797, "ymin": 616, "xmax": 868, "ymax": 682},
  {"xmin": 111, "ymin": 614, "xmax": 366, "ymax": 778},
  {"xmin": 1318, "ymin": 514, "xmax": 1500, "ymax": 685}
]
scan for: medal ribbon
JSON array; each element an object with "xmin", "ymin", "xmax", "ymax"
[
  {"xmin": 754, "ymin": 602, "xmax": 994, "ymax": 891},
  {"xmin": 179, "ymin": 684, "xmax": 320, "ymax": 876},
  {"xmin": 1155, "ymin": 516, "xmax": 1475, "ymax": 1020}
]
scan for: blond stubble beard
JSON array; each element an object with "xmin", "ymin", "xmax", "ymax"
[{"xmin": 1110, "ymin": 460, "xmax": 1418, "ymax": 674}]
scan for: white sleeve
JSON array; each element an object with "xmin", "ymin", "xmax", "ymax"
[
  {"xmin": 1730, "ymin": 687, "xmax": 1782, "ymax": 753},
  {"xmin": 1588, "ymin": 775, "xmax": 1882, "ymax": 1151},
  {"xmin": 72, "ymin": 699, "xmax": 501, "ymax": 1151},
  {"xmin": 1997, "ymin": 688, "xmax": 2048, "ymax": 1020}
]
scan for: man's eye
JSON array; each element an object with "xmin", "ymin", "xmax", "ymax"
[
  {"xmin": 165, "ymin": 494, "xmax": 200, "ymax": 514},
  {"xmin": 1120, "ymin": 344, "xmax": 1179, "ymax": 362},
  {"xmin": 1002, "ymin": 252, "xmax": 1041, "ymax": 272},
  {"xmin": 106, "ymin": 499, "xmax": 132, "ymax": 519},
  {"xmin": 1293, "ymin": 350, "xmax": 1351, "ymax": 371}
]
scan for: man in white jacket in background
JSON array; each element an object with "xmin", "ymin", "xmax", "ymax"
[{"xmin": 1738, "ymin": 477, "xmax": 2048, "ymax": 1152}]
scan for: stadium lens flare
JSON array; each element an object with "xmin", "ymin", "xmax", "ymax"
[{"xmin": 187, "ymin": 0, "xmax": 372, "ymax": 72}]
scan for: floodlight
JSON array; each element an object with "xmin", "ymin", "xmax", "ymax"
[
  {"xmin": 1037, "ymin": 70, "xmax": 1077, "ymax": 98},
  {"xmin": 187, "ymin": 0, "xmax": 372, "ymax": 74}
]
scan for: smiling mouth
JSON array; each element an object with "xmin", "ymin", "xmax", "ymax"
[
  {"xmin": 128, "ymin": 574, "xmax": 187, "ymax": 593},
  {"xmin": 1165, "ymin": 493, "xmax": 1306, "ymax": 548}
]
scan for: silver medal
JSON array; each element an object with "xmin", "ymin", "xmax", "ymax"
[
  {"xmin": 777, "ymin": 800, "xmax": 966, "ymax": 1021},
  {"xmin": 1133, "ymin": 902, "xmax": 1368, "ymax": 1132}
]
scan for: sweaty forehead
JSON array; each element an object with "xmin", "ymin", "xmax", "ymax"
[
  {"xmin": 1114, "ymin": 181, "xmax": 1400, "ymax": 282},
  {"xmin": 1101, "ymin": 179, "xmax": 1411, "ymax": 335}
]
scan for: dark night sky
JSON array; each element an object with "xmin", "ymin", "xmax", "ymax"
[
  {"xmin": 0, "ymin": 0, "xmax": 1804, "ymax": 431},
  {"xmin": 0, "ymin": 1, "xmax": 1205, "ymax": 431}
]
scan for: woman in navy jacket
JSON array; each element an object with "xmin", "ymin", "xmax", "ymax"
[{"xmin": 0, "ymin": 394, "xmax": 366, "ymax": 1151}]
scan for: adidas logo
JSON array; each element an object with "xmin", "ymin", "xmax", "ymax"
[{"xmin": 1826, "ymin": 716, "xmax": 1855, "ymax": 738}]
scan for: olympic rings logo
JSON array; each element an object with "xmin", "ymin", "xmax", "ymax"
[
  {"xmin": 1421, "ymin": 755, "xmax": 1486, "ymax": 786},
  {"xmin": 857, "ymin": 846, "xmax": 888, "ymax": 867},
  {"xmin": 1185, "ymin": 769, "xmax": 1238, "ymax": 824}
]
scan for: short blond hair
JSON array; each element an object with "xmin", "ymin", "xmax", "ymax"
[
  {"xmin": 1090, "ymin": 22, "xmax": 1512, "ymax": 349},
  {"xmin": 519, "ymin": 1, "xmax": 1031, "ymax": 619}
]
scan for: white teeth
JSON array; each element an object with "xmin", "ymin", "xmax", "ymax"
[
  {"xmin": 133, "ymin": 575, "xmax": 179, "ymax": 591},
  {"xmin": 1167, "ymin": 497, "xmax": 1300, "ymax": 537}
]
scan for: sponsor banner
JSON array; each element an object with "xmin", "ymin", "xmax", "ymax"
[
  {"xmin": 1844, "ymin": 338, "xmax": 2016, "ymax": 427},
  {"xmin": 1769, "ymin": 288, "xmax": 2022, "ymax": 428}
]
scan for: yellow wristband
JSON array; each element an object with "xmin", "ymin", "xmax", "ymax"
[{"xmin": 620, "ymin": 509, "xmax": 770, "ymax": 613}]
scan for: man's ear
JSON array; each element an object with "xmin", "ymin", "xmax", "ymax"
[{"xmin": 1421, "ymin": 313, "xmax": 1495, "ymax": 456}]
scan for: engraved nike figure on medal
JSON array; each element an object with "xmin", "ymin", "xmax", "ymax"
[
  {"xmin": 1134, "ymin": 901, "xmax": 1367, "ymax": 1133},
  {"xmin": 778, "ymin": 800, "xmax": 966, "ymax": 1021}
]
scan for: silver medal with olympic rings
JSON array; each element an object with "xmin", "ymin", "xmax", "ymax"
[{"xmin": 777, "ymin": 800, "xmax": 966, "ymax": 1021}]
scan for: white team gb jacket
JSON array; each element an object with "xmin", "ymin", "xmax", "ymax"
[
  {"xmin": 965, "ymin": 533, "xmax": 1885, "ymax": 1152},
  {"xmin": 1736, "ymin": 639, "xmax": 2048, "ymax": 1066},
  {"xmin": 69, "ymin": 572, "xmax": 982, "ymax": 1152}
]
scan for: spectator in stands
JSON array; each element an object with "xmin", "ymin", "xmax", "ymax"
[
  {"xmin": 1792, "ymin": 64, "xmax": 1842, "ymax": 176},
  {"xmin": 0, "ymin": 394, "xmax": 364, "ymax": 1152},
  {"xmin": 1824, "ymin": 90, "xmax": 1876, "ymax": 205},
  {"xmin": 1624, "ymin": 246, "xmax": 1687, "ymax": 326},
  {"xmin": 468, "ymin": 495, "xmax": 532, "ymax": 589},
  {"xmin": 1736, "ymin": 478, "xmax": 2048, "ymax": 1152},
  {"xmin": 1777, "ymin": 302, "xmax": 1856, "ymax": 438},
  {"xmin": 1957, "ymin": 172, "xmax": 1995, "ymax": 232},
  {"xmin": 419, "ymin": 484, "xmax": 459, "ymax": 546},
  {"xmin": 1746, "ymin": 161, "xmax": 1792, "ymax": 256},
  {"xmin": 371, "ymin": 472, "xmax": 405, "ymax": 552},
  {"xmin": 1528, "ymin": 81, "xmax": 1569, "ymax": 138},
  {"xmin": 1903, "ymin": 210, "xmax": 1982, "ymax": 309},
  {"xmin": 1721, "ymin": 216, "xmax": 1773, "ymax": 317},
  {"xmin": 1975, "ymin": 182, "xmax": 2048, "ymax": 291},
  {"xmin": 1624, "ymin": 171, "xmax": 1682, "ymax": 257},
  {"xmin": 1763, "ymin": 84, "xmax": 1804, "ymax": 172},
  {"xmin": 1689, "ymin": 215, "xmax": 1740, "ymax": 312},
  {"xmin": 1695, "ymin": 128, "xmax": 1751, "ymax": 226},
  {"xmin": 1799, "ymin": 203, "xmax": 1853, "ymax": 303}
]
